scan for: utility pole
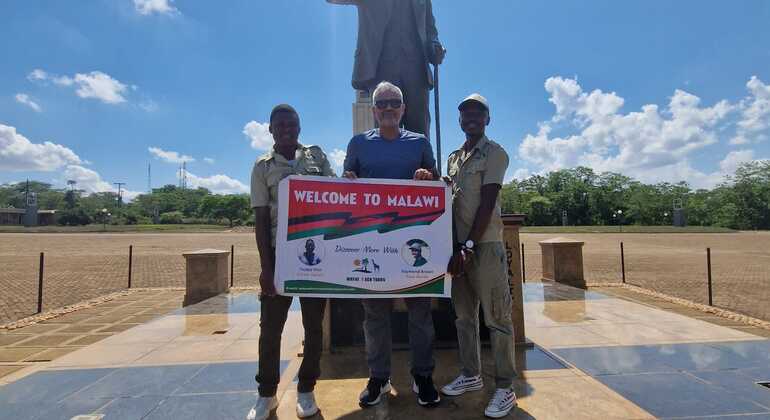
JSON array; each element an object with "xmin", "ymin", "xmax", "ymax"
[
  {"xmin": 113, "ymin": 182, "xmax": 126, "ymax": 207},
  {"xmin": 181, "ymin": 161, "xmax": 187, "ymax": 189},
  {"xmin": 147, "ymin": 163, "xmax": 152, "ymax": 193}
]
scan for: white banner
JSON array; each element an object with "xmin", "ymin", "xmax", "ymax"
[{"xmin": 275, "ymin": 176, "xmax": 452, "ymax": 298}]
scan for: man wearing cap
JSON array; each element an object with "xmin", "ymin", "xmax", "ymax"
[
  {"xmin": 247, "ymin": 104, "xmax": 335, "ymax": 420},
  {"xmin": 343, "ymin": 81, "xmax": 441, "ymax": 408},
  {"xmin": 442, "ymin": 94, "xmax": 517, "ymax": 418}
]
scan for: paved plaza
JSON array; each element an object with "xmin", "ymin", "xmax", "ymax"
[
  {"xmin": 3, "ymin": 231, "xmax": 770, "ymax": 326},
  {"xmin": 2, "ymin": 282, "xmax": 770, "ymax": 419}
]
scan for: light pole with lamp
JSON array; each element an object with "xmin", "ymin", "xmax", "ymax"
[{"xmin": 101, "ymin": 208, "xmax": 108, "ymax": 231}]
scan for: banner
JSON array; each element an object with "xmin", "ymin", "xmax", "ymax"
[{"xmin": 275, "ymin": 176, "xmax": 452, "ymax": 298}]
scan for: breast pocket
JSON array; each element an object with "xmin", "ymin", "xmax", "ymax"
[
  {"xmin": 460, "ymin": 161, "xmax": 484, "ymax": 194},
  {"xmin": 267, "ymin": 167, "xmax": 293, "ymax": 187}
]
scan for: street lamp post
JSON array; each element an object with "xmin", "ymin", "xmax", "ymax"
[{"xmin": 101, "ymin": 208, "xmax": 107, "ymax": 231}]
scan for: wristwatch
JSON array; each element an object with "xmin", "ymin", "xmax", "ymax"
[{"xmin": 462, "ymin": 239, "xmax": 474, "ymax": 251}]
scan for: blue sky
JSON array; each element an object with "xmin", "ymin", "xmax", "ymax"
[{"xmin": 1, "ymin": 0, "xmax": 769, "ymax": 198}]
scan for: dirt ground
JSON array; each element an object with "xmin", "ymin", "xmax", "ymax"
[{"xmin": 2, "ymin": 231, "xmax": 768, "ymax": 325}]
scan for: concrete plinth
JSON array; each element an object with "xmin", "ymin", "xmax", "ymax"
[
  {"xmin": 502, "ymin": 214, "xmax": 527, "ymax": 345},
  {"xmin": 539, "ymin": 237, "xmax": 585, "ymax": 288},
  {"xmin": 182, "ymin": 249, "xmax": 230, "ymax": 306}
]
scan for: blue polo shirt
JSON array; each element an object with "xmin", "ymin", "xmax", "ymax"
[{"xmin": 343, "ymin": 129, "xmax": 436, "ymax": 180}]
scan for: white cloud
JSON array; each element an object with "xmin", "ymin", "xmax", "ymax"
[
  {"xmin": 63, "ymin": 164, "xmax": 140, "ymax": 201},
  {"xmin": 505, "ymin": 168, "xmax": 531, "ymax": 183},
  {"xmin": 182, "ymin": 172, "xmax": 248, "ymax": 195},
  {"xmin": 203, "ymin": 157, "xmax": 215, "ymax": 164},
  {"xmin": 63, "ymin": 165, "xmax": 113, "ymax": 194},
  {"xmin": 28, "ymin": 69, "xmax": 129, "ymax": 104},
  {"xmin": 519, "ymin": 76, "xmax": 736, "ymax": 188},
  {"xmin": 133, "ymin": 0, "xmax": 178, "ymax": 15},
  {"xmin": 53, "ymin": 75, "xmax": 74, "ymax": 86},
  {"xmin": 72, "ymin": 71, "xmax": 128, "ymax": 104},
  {"xmin": 243, "ymin": 121, "xmax": 273, "ymax": 150},
  {"xmin": 0, "ymin": 124, "xmax": 81, "ymax": 171},
  {"xmin": 329, "ymin": 148, "xmax": 346, "ymax": 174},
  {"xmin": 27, "ymin": 69, "xmax": 48, "ymax": 82},
  {"xmin": 148, "ymin": 146, "xmax": 195, "ymax": 164},
  {"xmin": 731, "ymin": 76, "xmax": 770, "ymax": 145},
  {"xmin": 15, "ymin": 94, "xmax": 42, "ymax": 112},
  {"xmin": 719, "ymin": 149, "xmax": 755, "ymax": 174}
]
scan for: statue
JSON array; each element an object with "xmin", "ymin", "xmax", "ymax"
[{"xmin": 327, "ymin": 0, "xmax": 445, "ymax": 138}]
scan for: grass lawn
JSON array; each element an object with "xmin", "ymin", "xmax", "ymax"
[
  {"xmin": 519, "ymin": 225, "xmax": 737, "ymax": 234},
  {"xmin": 0, "ymin": 224, "xmax": 231, "ymax": 233}
]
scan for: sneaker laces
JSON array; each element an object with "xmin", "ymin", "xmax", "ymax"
[{"xmin": 489, "ymin": 388, "xmax": 512, "ymax": 407}]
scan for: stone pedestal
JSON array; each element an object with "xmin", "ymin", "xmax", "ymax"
[
  {"xmin": 353, "ymin": 90, "xmax": 375, "ymax": 135},
  {"xmin": 182, "ymin": 249, "xmax": 230, "ymax": 306},
  {"xmin": 502, "ymin": 214, "xmax": 526, "ymax": 345},
  {"xmin": 539, "ymin": 237, "xmax": 585, "ymax": 288}
]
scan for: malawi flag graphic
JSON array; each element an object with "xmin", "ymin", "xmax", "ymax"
[{"xmin": 285, "ymin": 178, "xmax": 446, "ymax": 241}]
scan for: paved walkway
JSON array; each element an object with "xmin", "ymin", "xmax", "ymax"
[
  {"xmin": 1, "ymin": 283, "xmax": 769, "ymax": 419},
  {"xmin": 0, "ymin": 289, "xmax": 183, "ymax": 381}
]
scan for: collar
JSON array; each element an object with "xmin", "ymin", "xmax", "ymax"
[
  {"xmin": 459, "ymin": 135, "xmax": 489, "ymax": 160},
  {"xmin": 466, "ymin": 135, "xmax": 489, "ymax": 153},
  {"xmin": 373, "ymin": 128, "xmax": 405, "ymax": 140},
  {"xmin": 269, "ymin": 144, "xmax": 305, "ymax": 164}
]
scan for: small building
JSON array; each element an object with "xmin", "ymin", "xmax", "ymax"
[
  {"xmin": 0, "ymin": 208, "xmax": 57, "ymax": 226},
  {"xmin": 0, "ymin": 208, "xmax": 24, "ymax": 225}
]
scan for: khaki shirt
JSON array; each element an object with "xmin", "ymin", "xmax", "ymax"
[
  {"xmin": 250, "ymin": 144, "xmax": 335, "ymax": 245},
  {"xmin": 447, "ymin": 136, "xmax": 509, "ymax": 244}
]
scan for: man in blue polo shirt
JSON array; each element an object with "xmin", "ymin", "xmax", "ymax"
[{"xmin": 343, "ymin": 81, "xmax": 440, "ymax": 408}]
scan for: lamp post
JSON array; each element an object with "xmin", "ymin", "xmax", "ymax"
[
  {"xmin": 101, "ymin": 208, "xmax": 107, "ymax": 231},
  {"xmin": 614, "ymin": 209, "xmax": 624, "ymax": 233}
]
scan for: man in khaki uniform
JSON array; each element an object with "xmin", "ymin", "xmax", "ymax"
[
  {"xmin": 247, "ymin": 104, "xmax": 335, "ymax": 420},
  {"xmin": 441, "ymin": 94, "xmax": 517, "ymax": 418}
]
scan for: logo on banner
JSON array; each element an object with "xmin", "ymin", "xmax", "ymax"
[{"xmin": 352, "ymin": 257, "xmax": 381, "ymax": 273}]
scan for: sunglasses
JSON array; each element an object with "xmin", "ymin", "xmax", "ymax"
[{"xmin": 374, "ymin": 99, "xmax": 403, "ymax": 110}]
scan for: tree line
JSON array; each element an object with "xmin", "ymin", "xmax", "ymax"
[
  {"xmin": 2, "ymin": 160, "xmax": 767, "ymax": 229},
  {"xmin": 500, "ymin": 161, "xmax": 769, "ymax": 230},
  {"xmin": 0, "ymin": 183, "xmax": 251, "ymax": 227}
]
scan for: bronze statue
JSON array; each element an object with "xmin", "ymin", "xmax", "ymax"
[{"xmin": 327, "ymin": 0, "xmax": 445, "ymax": 138}]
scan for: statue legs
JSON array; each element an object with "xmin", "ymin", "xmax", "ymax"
[{"xmin": 368, "ymin": 58, "xmax": 431, "ymax": 138}]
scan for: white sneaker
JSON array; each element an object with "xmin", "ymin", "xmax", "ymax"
[
  {"xmin": 296, "ymin": 391, "xmax": 319, "ymax": 418},
  {"xmin": 246, "ymin": 395, "xmax": 277, "ymax": 420},
  {"xmin": 484, "ymin": 386, "xmax": 517, "ymax": 418},
  {"xmin": 441, "ymin": 374, "xmax": 484, "ymax": 396}
]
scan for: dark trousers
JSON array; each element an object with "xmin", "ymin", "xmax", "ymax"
[
  {"xmin": 256, "ymin": 295, "xmax": 326, "ymax": 396},
  {"xmin": 362, "ymin": 297, "xmax": 435, "ymax": 379}
]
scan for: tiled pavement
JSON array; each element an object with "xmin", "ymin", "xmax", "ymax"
[
  {"xmin": 0, "ymin": 289, "xmax": 184, "ymax": 382},
  {"xmin": 1, "ymin": 282, "xmax": 770, "ymax": 419}
]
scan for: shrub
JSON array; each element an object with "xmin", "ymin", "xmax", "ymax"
[{"xmin": 159, "ymin": 211, "xmax": 184, "ymax": 224}]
